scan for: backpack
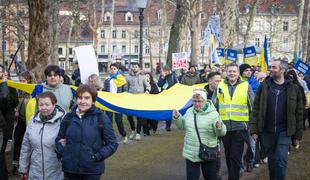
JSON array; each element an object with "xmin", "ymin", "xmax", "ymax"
[{"xmin": 63, "ymin": 111, "xmax": 105, "ymax": 143}]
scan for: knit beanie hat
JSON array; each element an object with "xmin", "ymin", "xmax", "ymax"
[{"xmin": 239, "ymin": 64, "xmax": 251, "ymax": 75}]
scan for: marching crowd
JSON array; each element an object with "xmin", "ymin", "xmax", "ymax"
[{"xmin": 0, "ymin": 57, "xmax": 308, "ymax": 180}]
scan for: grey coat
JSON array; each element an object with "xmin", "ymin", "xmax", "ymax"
[
  {"xmin": 19, "ymin": 106, "xmax": 66, "ymax": 180},
  {"xmin": 125, "ymin": 71, "xmax": 151, "ymax": 94}
]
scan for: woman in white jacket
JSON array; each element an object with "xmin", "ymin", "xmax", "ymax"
[{"xmin": 19, "ymin": 92, "xmax": 66, "ymax": 180}]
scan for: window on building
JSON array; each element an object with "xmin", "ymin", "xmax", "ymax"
[
  {"xmin": 145, "ymin": 63, "xmax": 150, "ymax": 68},
  {"xmin": 58, "ymin": 48, "xmax": 63, "ymax": 55},
  {"xmin": 106, "ymin": 16, "xmax": 111, "ymax": 21},
  {"xmin": 283, "ymin": 37, "xmax": 288, "ymax": 48},
  {"xmin": 145, "ymin": 29, "xmax": 149, "ymax": 36},
  {"xmin": 112, "ymin": 45, "xmax": 117, "ymax": 53},
  {"xmin": 134, "ymin": 45, "xmax": 139, "ymax": 54},
  {"xmin": 100, "ymin": 30, "xmax": 105, "ymax": 38},
  {"xmin": 157, "ymin": 10, "xmax": 162, "ymax": 21},
  {"xmin": 134, "ymin": 30, "xmax": 139, "ymax": 38},
  {"xmin": 283, "ymin": 21, "xmax": 288, "ymax": 32},
  {"xmin": 201, "ymin": 30, "xmax": 205, "ymax": 39},
  {"xmin": 122, "ymin": 30, "xmax": 126, "ymax": 38},
  {"xmin": 255, "ymin": 38, "xmax": 260, "ymax": 47},
  {"xmin": 200, "ymin": 13, "xmax": 205, "ymax": 19},
  {"xmin": 125, "ymin": 12, "xmax": 133, "ymax": 22},
  {"xmin": 69, "ymin": 48, "xmax": 73, "ymax": 55},
  {"xmin": 101, "ymin": 45, "xmax": 105, "ymax": 54},
  {"xmin": 145, "ymin": 46, "xmax": 150, "ymax": 54},
  {"xmin": 122, "ymin": 45, "xmax": 126, "ymax": 54},
  {"xmin": 200, "ymin": 46, "xmax": 205, "ymax": 55},
  {"xmin": 112, "ymin": 30, "xmax": 117, "ymax": 38},
  {"xmin": 105, "ymin": 12, "xmax": 111, "ymax": 21}
]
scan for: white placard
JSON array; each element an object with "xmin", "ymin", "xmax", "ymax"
[
  {"xmin": 73, "ymin": 45, "xmax": 99, "ymax": 84},
  {"xmin": 172, "ymin": 52, "xmax": 189, "ymax": 70}
]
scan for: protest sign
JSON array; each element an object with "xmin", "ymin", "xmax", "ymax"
[
  {"xmin": 73, "ymin": 45, "xmax": 99, "ymax": 84},
  {"xmin": 172, "ymin": 52, "xmax": 189, "ymax": 70}
]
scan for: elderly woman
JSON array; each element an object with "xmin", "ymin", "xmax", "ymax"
[
  {"xmin": 55, "ymin": 84, "xmax": 118, "ymax": 180},
  {"xmin": 173, "ymin": 89, "xmax": 226, "ymax": 180},
  {"xmin": 19, "ymin": 92, "xmax": 66, "ymax": 180}
]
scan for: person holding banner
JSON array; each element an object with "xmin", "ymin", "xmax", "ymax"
[
  {"xmin": 125, "ymin": 63, "xmax": 151, "ymax": 140},
  {"xmin": 158, "ymin": 65, "xmax": 178, "ymax": 131},
  {"xmin": 173, "ymin": 89, "xmax": 226, "ymax": 180},
  {"xmin": 103, "ymin": 63, "xmax": 128, "ymax": 143}
]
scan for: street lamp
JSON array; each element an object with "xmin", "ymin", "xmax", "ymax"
[{"xmin": 136, "ymin": 0, "xmax": 148, "ymax": 69}]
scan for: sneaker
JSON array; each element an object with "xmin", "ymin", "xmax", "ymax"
[
  {"xmin": 246, "ymin": 164, "xmax": 253, "ymax": 172},
  {"xmin": 129, "ymin": 131, "xmax": 135, "ymax": 140},
  {"xmin": 123, "ymin": 136, "xmax": 128, "ymax": 143},
  {"xmin": 254, "ymin": 164, "xmax": 260, "ymax": 168},
  {"xmin": 166, "ymin": 127, "xmax": 171, "ymax": 132},
  {"xmin": 135, "ymin": 133, "xmax": 141, "ymax": 141},
  {"xmin": 263, "ymin": 157, "xmax": 268, "ymax": 164}
]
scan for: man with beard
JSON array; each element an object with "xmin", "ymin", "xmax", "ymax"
[
  {"xmin": 125, "ymin": 63, "xmax": 150, "ymax": 140},
  {"xmin": 250, "ymin": 59, "xmax": 303, "ymax": 180}
]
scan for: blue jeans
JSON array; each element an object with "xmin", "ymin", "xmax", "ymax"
[
  {"xmin": 244, "ymin": 132, "xmax": 256, "ymax": 166},
  {"xmin": 262, "ymin": 131, "xmax": 290, "ymax": 180}
]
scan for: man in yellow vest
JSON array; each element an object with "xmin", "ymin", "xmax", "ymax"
[{"xmin": 212, "ymin": 63, "xmax": 254, "ymax": 180}]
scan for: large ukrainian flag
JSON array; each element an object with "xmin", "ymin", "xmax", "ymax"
[{"xmin": 5, "ymin": 80, "xmax": 207, "ymax": 121}]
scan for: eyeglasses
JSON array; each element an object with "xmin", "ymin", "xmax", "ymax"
[{"xmin": 192, "ymin": 100, "xmax": 204, "ymax": 103}]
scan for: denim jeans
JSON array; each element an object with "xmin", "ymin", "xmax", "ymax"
[
  {"xmin": 262, "ymin": 131, "xmax": 290, "ymax": 180},
  {"xmin": 244, "ymin": 132, "xmax": 256, "ymax": 166}
]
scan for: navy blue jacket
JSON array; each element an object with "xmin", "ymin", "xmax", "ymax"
[
  {"xmin": 55, "ymin": 106, "xmax": 118, "ymax": 175},
  {"xmin": 157, "ymin": 72, "xmax": 178, "ymax": 90}
]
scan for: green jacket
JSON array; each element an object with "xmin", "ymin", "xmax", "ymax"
[
  {"xmin": 249, "ymin": 77, "xmax": 304, "ymax": 140},
  {"xmin": 43, "ymin": 83, "xmax": 73, "ymax": 112},
  {"xmin": 174, "ymin": 101, "xmax": 226, "ymax": 162}
]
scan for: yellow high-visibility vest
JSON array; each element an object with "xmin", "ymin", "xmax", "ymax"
[{"xmin": 217, "ymin": 81, "xmax": 249, "ymax": 121}]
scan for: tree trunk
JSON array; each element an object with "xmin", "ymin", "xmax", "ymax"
[
  {"xmin": 166, "ymin": 0, "xmax": 190, "ymax": 67},
  {"xmin": 190, "ymin": 0, "xmax": 199, "ymax": 65},
  {"xmin": 49, "ymin": 0, "xmax": 59, "ymax": 65},
  {"xmin": 220, "ymin": 0, "xmax": 238, "ymax": 48},
  {"xmin": 65, "ymin": 18, "xmax": 74, "ymax": 70},
  {"xmin": 302, "ymin": 0, "xmax": 310, "ymax": 61},
  {"xmin": 27, "ymin": 0, "xmax": 50, "ymax": 82},
  {"xmin": 294, "ymin": 0, "xmax": 304, "ymax": 59},
  {"xmin": 243, "ymin": 0, "xmax": 258, "ymax": 47}
]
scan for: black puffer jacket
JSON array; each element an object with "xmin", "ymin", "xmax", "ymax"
[{"xmin": 0, "ymin": 85, "xmax": 18, "ymax": 139}]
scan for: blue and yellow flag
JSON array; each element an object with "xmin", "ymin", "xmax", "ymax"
[
  {"xmin": 259, "ymin": 35, "xmax": 269, "ymax": 73},
  {"xmin": 5, "ymin": 80, "xmax": 207, "ymax": 121},
  {"xmin": 243, "ymin": 46, "xmax": 258, "ymax": 66},
  {"xmin": 216, "ymin": 48, "xmax": 225, "ymax": 64},
  {"xmin": 226, "ymin": 49, "xmax": 238, "ymax": 64}
]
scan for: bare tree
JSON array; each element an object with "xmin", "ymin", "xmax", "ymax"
[
  {"xmin": 87, "ymin": 0, "xmax": 105, "ymax": 54},
  {"xmin": 243, "ymin": 0, "xmax": 259, "ymax": 46},
  {"xmin": 166, "ymin": 0, "xmax": 190, "ymax": 67},
  {"xmin": 294, "ymin": 0, "xmax": 304, "ymax": 60},
  {"xmin": 189, "ymin": 0, "xmax": 199, "ymax": 65},
  {"xmin": 301, "ymin": 0, "xmax": 310, "ymax": 62},
  {"xmin": 27, "ymin": 0, "xmax": 50, "ymax": 82},
  {"xmin": 220, "ymin": 0, "xmax": 238, "ymax": 48}
]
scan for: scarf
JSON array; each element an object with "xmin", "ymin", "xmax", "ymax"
[{"xmin": 110, "ymin": 70, "xmax": 126, "ymax": 87}]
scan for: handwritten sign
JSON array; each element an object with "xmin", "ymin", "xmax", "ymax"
[{"xmin": 172, "ymin": 52, "xmax": 189, "ymax": 70}]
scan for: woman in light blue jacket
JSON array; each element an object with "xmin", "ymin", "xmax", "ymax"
[
  {"xmin": 173, "ymin": 89, "xmax": 226, "ymax": 180},
  {"xmin": 19, "ymin": 92, "xmax": 66, "ymax": 180}
]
